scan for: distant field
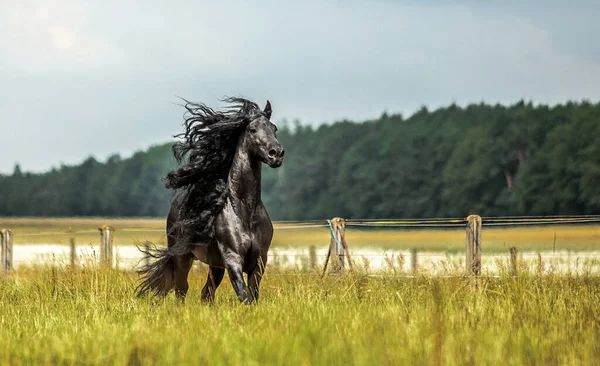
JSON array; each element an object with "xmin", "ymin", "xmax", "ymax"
[
  {"xmin": 0, "ymin": 266, "xmax": 599, "ymax": 365},
  {"xmin": 2, "ymin": 217, "xmax": 600, "ymax": 252}
]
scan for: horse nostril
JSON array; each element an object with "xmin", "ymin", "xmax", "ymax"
[
  {"xmin": 268, "ymin": 149, "xmax": 277, "ymax": 157},
  {"xmin": 280, "ymin": 149, "xmax": 285, "ymax": 158}
]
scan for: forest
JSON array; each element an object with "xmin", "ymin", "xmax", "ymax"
[{"xmin": 1, "ymin": 100, "xmax": 599, "ymax": 220}]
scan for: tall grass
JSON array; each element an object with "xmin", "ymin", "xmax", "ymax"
[{"xmin": 1, "ymin": 263, "xmax": 599, "ymax": 365}]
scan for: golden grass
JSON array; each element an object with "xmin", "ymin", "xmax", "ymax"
[
  {"xmin": 1, "ymin": 217, "xmax": 600, "ymax": 252},
  {"xmin": 0, "ymin": 265, "xmax": 599, "ymax": 365}
]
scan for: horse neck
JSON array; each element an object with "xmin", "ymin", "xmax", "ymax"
[{"xmin": 227, "ymin": 134, "xmax": 262, "ymax": 210}]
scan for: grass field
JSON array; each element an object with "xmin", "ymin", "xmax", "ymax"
[
  {"xmin": 0, "ymin": 265, "xmax": 599, "ymax": 365},
  {"xmin": 3, "ymin": 217, "xmax": 600, "ymax": 252}
]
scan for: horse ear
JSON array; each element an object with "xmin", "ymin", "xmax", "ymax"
[{"xmin": 264, "ymin": 100, "xmax": 272, "ymax": 119}]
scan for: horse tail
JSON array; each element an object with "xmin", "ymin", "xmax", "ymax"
[{"xmin": 135, "ymin": 243, "xmax": 183, "ymax": 298}]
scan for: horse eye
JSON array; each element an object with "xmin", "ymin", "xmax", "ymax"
[{"xmin": 249, "ymin": 127, "xmax": 257, "ymax": 133}]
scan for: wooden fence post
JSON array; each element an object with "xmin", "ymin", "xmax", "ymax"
[
  {"xmin": 510, "ymin": 247, "xmax": 518, "ymax": 276},
  {"xmin": 70, "ymin": 237, "xmax": 76, "ymax": 268},
  {"xmin": 328, "ymin": 233, "xmax": 341, "ymax": 272},
  {"xmin": 411, "ymin": 248, "xmax": 418, "ymax": 273},
  {"xmin": 322, "ymin": 218, "xmax": 354, "ymax": 277},
  {"xmin": 466, "ymin": 215, "xmax": 482, "ymax": 276},
  {"xmin": 98, "ymin": 225, "xmax": 114, "ymax": 268},
  {"xmin": 144, "ymin": 241, "xmax": 151, "ymax": 268},
  {"xmin": 309, "ymin": 245, "xmax": 317, "ymax": 270},
  {"xmin": 1, "ymin": 229, "xmax": 13, "ymax": 275},
  {"xmin": 333, "ymin": 218, "xmax": 345, "ymax": 271},
  {"xmin": 338, "ymin": 218, "xmax": 355, "ymax": 275}
]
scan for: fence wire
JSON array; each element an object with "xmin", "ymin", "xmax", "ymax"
[
  {"xmin": 5, "ymin": 215, "xmax": 600, "ymax": 239},
  {"xmin": 345, "ymin": 216, "xmax": 600, "ymax": 228}
]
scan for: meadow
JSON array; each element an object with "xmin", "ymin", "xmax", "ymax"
[
  {"xmin": 0, "ymin": 264, "xmax": 599, "ymax": 365},
  {"xmin": 2, "ymin": 218, "xmax": 600, "ymax": 364},
  {"xmin": 2, "ymin": 217, "xmax": 600, "ymax": 252}
]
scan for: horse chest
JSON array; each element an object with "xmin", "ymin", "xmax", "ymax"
[
  {"xmin": 239, "ymin": 216, "xmax": 271, "ymax": 249},
  {"xmin": 216, "ymin": 201, "xmax": 272, "ymax": 251}
]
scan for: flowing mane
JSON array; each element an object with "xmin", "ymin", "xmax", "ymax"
[{"xmin": 164, "ymin": 97, "xmax": 263, "ymax": 251}]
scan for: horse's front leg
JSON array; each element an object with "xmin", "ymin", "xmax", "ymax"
[
  {"xmin": 248, "ymin": 255, "xmax": 267, "ymax": 302},
  {"xmin": 220, "ymin": 248, "xmax": 253, "ymax": 304},
  {"xmin": 215, "ymin": 207, "xmax": 254, "ymax": 305}
]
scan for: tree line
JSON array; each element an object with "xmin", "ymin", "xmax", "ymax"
[{"xmin": 1, "ymin": 100, "xmax": 599, "ymax": 219}]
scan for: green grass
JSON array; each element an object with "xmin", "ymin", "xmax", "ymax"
[{"xmin": 1, "ymin": 264, "xmax": 599, "ymax": 365}]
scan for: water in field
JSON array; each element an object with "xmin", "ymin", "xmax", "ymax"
[{"xmin": 10, "ymin": 244, "xmax": 600, "ymax": 275}]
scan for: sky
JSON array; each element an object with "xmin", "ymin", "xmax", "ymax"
[{"xmin": 1, "ymin": 0, "xmax": 599, "ymax": 173}]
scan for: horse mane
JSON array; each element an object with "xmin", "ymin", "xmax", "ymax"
[{"xmin": 164, "ymin": 97, "xmax": 262, "ymax": 249}]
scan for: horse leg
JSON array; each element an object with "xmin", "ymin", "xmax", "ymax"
[
  {"xmin": 173, "ymin": 254, "xmax": 194, "ymax": 301},
  {"xmin": 228, "ymin": 262, "xmax": 253, "ymax": 304},
  {"xmin": 248, "ymin": 256, "xmax": 266, "ymax": 302},
  {"xmin": 201, "ymin": 266, "xmax": 225, "ymax": 303},
  {"xmin": 219, "ymin": 249, "xmax": 253, "ymax": 304}
]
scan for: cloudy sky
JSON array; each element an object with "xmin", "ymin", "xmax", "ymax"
[{"xmin": 1, "ymin": 0, "xmax": 599, "ymax": 173}]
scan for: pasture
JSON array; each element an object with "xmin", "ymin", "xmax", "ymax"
[
  {"xmin": 1, "ymin": 265, "xmax": 599, "ymax": 365},
  {"xmin": 2, "ymin": 217, "xmax": 600, "ymax": 365}
]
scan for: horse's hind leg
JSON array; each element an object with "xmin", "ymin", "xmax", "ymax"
[
  {"xmin": 201, "ymin": 266, "xmax": 225, "ymax": 303},
  {"xmin": 173, "ymin": 254, "xmax": 194, "ymax": 301}
]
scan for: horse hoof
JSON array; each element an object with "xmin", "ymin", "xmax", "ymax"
[
  {"xmin": 175, "ymin": 293, "xmax": 187, "ymax": 304},
  {"xmin": 201, "ymin": 296, "xmax": 215, "ymax": 305},
  {"xmin": 238, "ymin": 291, "xmax": 254, "ymax": 305},
  {"xmin": 239, "ymin": 296, "xmax": 253, "ymax": 305}
]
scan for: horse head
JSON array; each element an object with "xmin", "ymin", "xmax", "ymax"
[{"xmin": 244, "ymin": 101, "xmax": 285, "ymax": 168}]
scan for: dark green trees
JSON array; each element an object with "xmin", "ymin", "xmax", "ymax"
[{"xmin": 1, "ymin": 100, "xmax": 598, "ymax": 219}]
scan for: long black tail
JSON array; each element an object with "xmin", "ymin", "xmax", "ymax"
[{"xmin": 135, "ymin": 243, "xmax": 178, "ymax": 298}]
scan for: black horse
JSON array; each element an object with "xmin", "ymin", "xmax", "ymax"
[{"xmin": 136, "ymin": 97, "xmax": 284, "ymax": 304}]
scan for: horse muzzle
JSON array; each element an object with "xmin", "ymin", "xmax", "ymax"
[
  {"xmin": 267, "ymin": 156, "xmax": 284, "ymax": 168},
  {"xmin": 266, "ymin": 147, "xmax": 284, "ymax": 168}
]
